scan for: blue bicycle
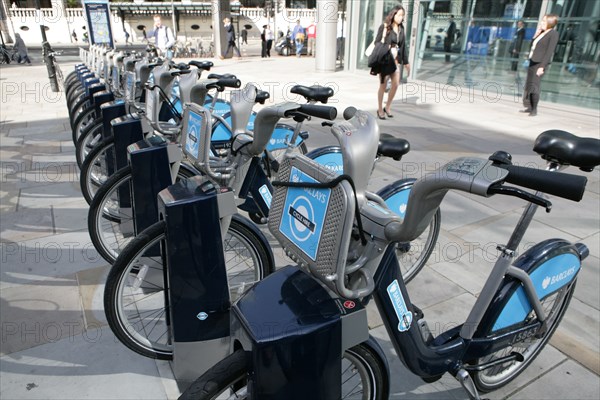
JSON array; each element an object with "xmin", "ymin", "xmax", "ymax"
[{"xmin": 180, "ymin": 110, "xmax": 599, "ymax": 400}]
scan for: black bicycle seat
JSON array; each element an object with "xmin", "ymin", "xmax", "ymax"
[
  {"xmin": 290, "ymin": 85, "xmax": 334, "ymax": 104},
  {"xmin": 256, "ymin": 90, "xmax": 270, "ymax": 104},
  {"xmin": 189, "ymin": 60, "xmax": 213, "ymax": 70},
  {"xmin": 170, "ymin": 62, "xmax": 190, "ymax": 70},
  {"xmin": 207, "ymin": 73, "xmax": 237, "ymax": 80},
  {"xmin": 378, "ymin": 133, "xmax": 410, "ymax": 161},
  {"xmin": 533, "ymin": 130, "xmax": 600, "ymax": 172}
]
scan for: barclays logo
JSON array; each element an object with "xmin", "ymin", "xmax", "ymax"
[{"xmin": 541, "ymin": 266, "xmax": 577, "ymax": 290}]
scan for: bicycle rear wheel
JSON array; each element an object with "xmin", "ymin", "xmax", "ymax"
[
  {"xmin": 104, "ymin": 217, "xmax": 274, "ymax": 360},
  {"xmin": 471, "ymin": 280, "xmax": 576, "ymax": 392},
  {"xmin": 179, "ymin": 343, "xmax": 388, "ymax": 400}
]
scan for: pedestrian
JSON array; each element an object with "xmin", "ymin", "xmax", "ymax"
[
  {"xmin": 241, "ymin": 27, "xmax": 248, "ymax": 45},
  {"xmin": 142, "ymin": 27, "xmax": 147, "ymax": 43},
  {"xmin": 370, "ymin": 5, "xmax": 410, "ymax": 120},
  {"xmin": 265, "ymin": 25, "xmax": 274, "ymax": 57},
  {"xmin": 520, "ymin": 14, "xmax": 559, "ymax": 117},
  {"xmin": 261, "ymin": 25, "xmax": 267, "ymax": 58},
  {"xmin": 149, "ymin": 14, "xmax": 175, "ymax": 59},
  {"xmin": 72, "ymin": 29, "xmax": 78, "ymax": 43},
  {"xmin": 444, "ymin": 15, "xmax": 456, "ymax": 62},
  {"xmin": 124, "ymin": 30, "xmax": 130, "ymax": 46},
  {"xmin": 220, "ymin": 17, "xmax": 241, "ymax": 60},
  {"xmin": 509, "ymin": 20, "xmax": 525, "ymax": 71},
  {"xmin": 291, "ymin": 20, "xmax": 305, "ymax": 58},
  {"xmin": 306, "ymin": 19, "xmax": 316, "ymax": 57},
  {"xmin": 13, "ymin": 33, "xmax": 31, "ymax": 65}
]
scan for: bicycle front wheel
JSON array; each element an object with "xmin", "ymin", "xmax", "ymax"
[
  {"xmin": 79, "ymin": 136, "xmax": 113, "ymax": 205},
  {"xmin": 179, "ymin": 343, "xmax": 388, "ymax": 400},
  {"xmin": 88, "ymin": 165, "xmax": 198, "ymax": 263},
  {"xmin": 471, "ymin": 280, "xmax": 576, "ymax": 392},
  {"xmin": 104, "ymin": 217, "xmax": 274, "ymax": 360}
]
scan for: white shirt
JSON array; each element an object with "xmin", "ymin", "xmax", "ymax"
[
  {"xmin": 154, "ymin": 25, "xmax": 175, "ymax": 52},
  {"xmin": 529, "ymin": 29, "xmax": 549, "ymax": 59}
]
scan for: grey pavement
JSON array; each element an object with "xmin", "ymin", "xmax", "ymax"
[{"xmin": 1, "ymin": 50, "xmax": 599, "ymax": 400}]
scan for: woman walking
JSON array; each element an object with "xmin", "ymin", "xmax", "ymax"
[
  {"xmin": 14, "ymin": 33, "xmax": 31, "ymax": 65},
  {"xmin": 521, "ymin": 14, "xmax": 559, "ymax": 117},
  {"xmin": 372, "ymin": 6, "xmax": 410, "ymax": 120}
]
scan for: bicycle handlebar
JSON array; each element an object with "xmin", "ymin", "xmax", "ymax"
[
  {"xmin": 496, "ymin": 164, "xmax": 587, "ymax": 202},
  {"xmin": 285, "ymin": 104, "xmax": 337, "ymax": 120}
]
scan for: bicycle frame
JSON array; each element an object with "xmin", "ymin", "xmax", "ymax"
[{"xmin": 228, "ymin": 152, "xmax": 589, "ymax": 399}]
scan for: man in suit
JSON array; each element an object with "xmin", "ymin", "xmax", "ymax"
[
  {"xmin": 220, "ymin": 17, "xmax": 241, "ymax": 60},
  {"xmin": 521, "ymin": 14, "xmax": 559, "ymax": 116},
  {"xmin": 509, "ymin": 20, "xmax": 525, "ymax": 71},
  {"xmin": 444, "ymin": 15, "xmax": 456, "ymax": 62}
]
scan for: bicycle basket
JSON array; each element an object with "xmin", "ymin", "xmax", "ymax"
[
  {"xmin": 181, "ymin": 103, "xmax": 212, "ymax": 169},
  {"xmin": 268, "ymin": 154, "xmax": 356, "ymax": 296}
]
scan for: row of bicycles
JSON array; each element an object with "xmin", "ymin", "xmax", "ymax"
[{"xmin": 64, "ymin": 44, "xmax": 599, "ymax": 400}]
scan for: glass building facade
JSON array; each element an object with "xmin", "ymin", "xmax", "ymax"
[{"xmin": 349, "ymin": 0, "xmax": 599, "ymax": 109}]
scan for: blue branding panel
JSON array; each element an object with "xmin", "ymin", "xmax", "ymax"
[
  {"xmin": 185, "ymin": 110, "xmax": 203, "ymax": 160},
  {"xmin": 387, "ymin": 279, "xmax": 412, "ymax": 332},
  {"xmin": 493, "ymin": 252, "xmax": 580, "ymax": 331},
  {"xmin": 279, "ymin": 167, "xmax": 331, "ymax": 261},
  {"xmin": 312, "ymin": 152, "xmax": 344, "ymax": 175},
  {"xmin": 266, "ymin": 127, "xmax": 304, "ymax": 151},
  {"xmin": 211, "ymin": 99, "xmax": 230, "ymax": 117},
  {"xmin": 259, "ymin": 184, "xmax": 272, "ymax": 209},
  {"xmin": 383, "ymin": 189, "xmax": 411, "ymax": 218}
]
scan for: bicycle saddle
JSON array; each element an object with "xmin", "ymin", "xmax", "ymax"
[
  {"xmin": 189, "ymin": 60, "xmax": 213, "ymax": 71},
  {"xmin": 256, "ymin": 90, "xmax": 270, "ymax": 104},
  {"xmin": 290, "ymin": 85, "xmax": 334, "ymax": 104},
  {"xmin": 207, "ymin": 73, "xmax": 237, "ymax": 80},
  {"xmin": 378, "ymin": 133, "xmax": 410, "ymax": 161},
  {"xmin": 533, "ymin": 130, "xmax": 600, "ymax": 172}
]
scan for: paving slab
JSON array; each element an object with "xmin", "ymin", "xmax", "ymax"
[
  {"xmin": 507, "ymin": 360, "xmax": 600, "ymax": 399},
  {"xmin": 0, "ymin": 327, "xmax": 169, "ymax": 400},
  {"xmin": 0, "ymin": 206, "xmax": 54, "ymax": 242},
  {"xmin": 0, "ymin": 275, "xmax": 85, "ymax": 355},
  {"xmin": 1, "ymin": 232, "xmax": 106, "ymax": 289},
  {"xmin": 17, "ymin": 181, "xmax": 82, "ymax": 209}
]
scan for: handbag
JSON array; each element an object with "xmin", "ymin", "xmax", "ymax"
[
  {"xmin": 365, "ymin": 41, "xmax": 375, "ymax": 57},
  {"xmin": 367, "ymin": 24, "xmax": 390, "ymax": 68}
]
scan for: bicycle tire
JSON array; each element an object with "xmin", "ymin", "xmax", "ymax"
[
  {"xmin": 76, "ymin": 118, "xmax": 103, "ymax": 168},
  {"xmin": 471, "ymin": 280, "xmax": 576, "ymax": 392},
  {"xmin": 104, "ymin": 217, "xmax": 274, "ymax": 359},
  {"xmin": 88, "ymin": 165, "xmax": 197, "ymax": 263},
  {"xmin": 69, "ymin": 96, "xmax": 91, "ymax": 129},
  {"xmin": 79, "ymin": 136, "xmax": 113, "ymax": 205},
  {"xmin": 72, "ymin": 110, "xmax": 98, "ymax": 145},
  {"xmin": 67, "ymin": 88, "xmax": 86, "ymax": 111},
  {"xmin": 179, "ymin": 343, "xmax": 388, "ymax": 400},
  {"xmin": 66, "ymin": 84, "xmax": 84, "ymax": 105}
]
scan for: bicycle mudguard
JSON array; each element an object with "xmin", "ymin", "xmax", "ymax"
[
  {"xmin": 265, "ymin": 124, "xmax": 304, "ymax": 151},
  {"xmin": 237, "ymin": 157, "xmax": 272, "ymax": 218},
  {"xmin": 474, "ymin": 239, "xmax": 587, "ymax": 337},
  {"xmin": 306, "ymin": 145, "xmax": 343, "ymax": 174},
  {"xmin": 231, "ymin": 265, "xmax": 369, "ymax": 399}
]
